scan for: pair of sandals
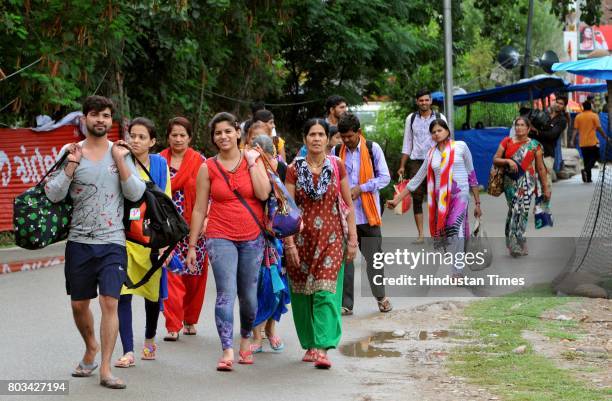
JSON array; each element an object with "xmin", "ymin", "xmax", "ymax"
[
  {"xmin": 217, "ymin": 350, "xmax": 254, "ymax": 372},
  {"xmin": 302, "ymin": 350, "xmax": 331, "ymax": 369},
  {"xmin": 114, "ymin": 343, "xmax": 157, "ymax": 368},
  {"xmin": 72, "ymin": 360, "xmax": 126, "ymax": 389}
]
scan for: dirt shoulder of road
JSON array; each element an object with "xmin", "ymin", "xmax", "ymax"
[{"xmin": 340, "ymin": 296, "xmax": 611, "ymax": 401}]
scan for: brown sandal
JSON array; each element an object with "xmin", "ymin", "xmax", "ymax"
[
  {"xmin": 100, "ymin": 376, "xmax": 126, "ymax": 389},
  {"xmin": 377, "ymin": 297, "xmax": 393, "ymax": 313}
]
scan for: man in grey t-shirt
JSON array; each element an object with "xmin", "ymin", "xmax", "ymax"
[{"xmin": 45, "ymin": 96, "xmax": 145, "ymax": 389}]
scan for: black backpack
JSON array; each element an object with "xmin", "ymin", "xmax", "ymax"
[
  {"xmin": 332, "ymin": 140, "xmax": 387, "ymax": 216},
  {"xmin": 122, "ymin": 156, "xmax": 189, "ymax": 289}
]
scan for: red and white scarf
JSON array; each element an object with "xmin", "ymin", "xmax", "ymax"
[{"xmin": 427, "ymin": 140, "xmax": 455, "ymax": 238}]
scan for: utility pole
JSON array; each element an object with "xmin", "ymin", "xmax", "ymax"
[
  {"xmin": 443, "ymin": 0, "xmax": 454, "ymax": 136},
  {"xmin": 521, "ymin": 0, "xmax": 535, "ymax": 79}
]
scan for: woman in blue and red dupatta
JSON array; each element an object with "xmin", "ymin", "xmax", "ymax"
[{"xmin": 388, "ymin": 119, "xmax": 482, "ymax": 278}]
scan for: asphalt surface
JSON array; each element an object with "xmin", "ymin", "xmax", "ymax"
[{"xmin": 0, "ymin": 170, "xmax": 596, "ymax": 401}]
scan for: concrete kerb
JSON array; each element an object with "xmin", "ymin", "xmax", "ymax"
[{"xmin": 0, "ymin": 240, "xmax": 66, "ymax": 274}]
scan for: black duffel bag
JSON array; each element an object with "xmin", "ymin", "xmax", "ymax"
[{"xmin": 13, "ymin": 153, "xmax": 72, "ymax": 250}]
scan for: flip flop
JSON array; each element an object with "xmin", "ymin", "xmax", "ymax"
[
  {"xmin": 163, "ymin": 332, "xmax": 180, "ymax": 342},
  {"xmin": 267, "ymin": 335, "xmax": 285, "ymax": 352},
  {"xmin": 99, "ymin": 376, "xmax": 127, "ymax": 389},
  {"xmin": 377, "ymin": 297, "xmax": 393, "ymax": 313},
  {"xmin": 341, "ymin": 307, "xmax": 353, "ymax": 316},
  {"xmin": 238, "ymin": 350, "xmax": 254, "ymax": 365},
  {"xmin": 183, "ymin": 324, "xmax": 197, "ymax": 335},
  {"xmin": 302, "ymin": 349, "xmax": 317, "ymax": 362},
  {"xmin": 314, "ymin": 353, "xmax": 332, "ymax": 369},
  {"xmin": 71, "ymin": 360, "xmax": 98, "ymax": 377},
  {"xmin": 249, "ymin": 343, "xmax": 263, "ymax": 354},
  {"xmin": 141, "ymin": 343, "xmax": 157, "ymax": 360},
  {"xmin": 216, "ymin": 358, "xmax": 233, "ymax": 372},
  {"xmin": 114, "ymin": 353, "xmax": 135, "ymax": 368}
]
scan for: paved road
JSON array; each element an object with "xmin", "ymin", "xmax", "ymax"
[{"xmin": 0, "ymin": 171, "xmax": 596, "ymax": 401}]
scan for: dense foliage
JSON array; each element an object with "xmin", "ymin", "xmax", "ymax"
[{"xmin": 0, "ymin": 0, "xmax": 602, "ymax": 153}]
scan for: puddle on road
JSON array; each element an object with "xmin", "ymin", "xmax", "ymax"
[
  {"xmin": 418, "ymin": 330, "xmax": 455, "ymax": 340},
  {"xmin": 340, "ymin": 330, "xmax": 459, "ymax": 358},
  {"xmin": 340, "ymin": 331, "xmax": 402, "ymax": 358}
]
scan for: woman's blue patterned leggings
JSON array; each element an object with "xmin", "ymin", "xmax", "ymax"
[{"xmin": 206, "ymin": 234, "xmax": 264, "ymax": 350}]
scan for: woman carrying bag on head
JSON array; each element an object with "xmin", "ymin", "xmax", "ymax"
[
  {"xmin": 284, "ymin": 118, "xmax": 358, "ymax": 369},
  {"xmin": 388, "ymin": 119, "xmax": 482, "ymax": 279},
  {"xmin": 186, "ymin": 112, "xmax": 271, "ymax": 371},
  {"xmin": 159, "ymin": 117, "xmax": 208, "ymax": 341}
]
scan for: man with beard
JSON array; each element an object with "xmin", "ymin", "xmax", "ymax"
[
  {"xmin": 45, "ymin": 95, "xmax": 145, "ymax": 389},
  {"xmin": 397, "ymin": 89, "xmax": 445, "ymax": 244},
  {"xmin": 325, "ymin": 95, "xmax": 348, "ymax": 127}
]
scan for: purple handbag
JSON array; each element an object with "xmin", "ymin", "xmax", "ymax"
[{"xmin": 266, "ymin": 171, "xmax": 303, "ymax": 238}]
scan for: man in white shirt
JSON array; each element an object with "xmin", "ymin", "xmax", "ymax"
[{"xmin": 397, "ymin": 89, "xmax": 446, "ymax": 244}]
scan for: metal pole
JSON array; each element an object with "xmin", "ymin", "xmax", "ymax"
[
  {"xmin": 443, "ymin": 0, "xmax": 454, "ymax": 137},
  {"xmin": 522, "ymin": 0, "xmax": 535, "ymax": 79}
]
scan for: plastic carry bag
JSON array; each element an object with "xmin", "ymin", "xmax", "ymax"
[{"xmin": 466, "ymin": 218, "xmax": 493, "ymax": 271}]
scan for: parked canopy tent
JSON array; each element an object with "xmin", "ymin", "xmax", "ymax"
[
  {"xmin": 432, "ymin": 78, "xmax": 608, "ymax": 106},
  {"xmin": 432, "ymin": 76, "xmax": 567, "ymax": 106}
]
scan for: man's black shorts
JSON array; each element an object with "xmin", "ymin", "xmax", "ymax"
[{"xmin": 65, "ymin": 241, "xmax": 127, "ymax": 300}]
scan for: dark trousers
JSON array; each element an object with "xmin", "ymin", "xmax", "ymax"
[
  {"xmin": 342, "ymin": 224, "xmax": 385, "ymax": 310},
  {"xmin": 581, "ymin": 146, "xmax": 599, "ymax": 182},
  {"xmin": 118, "ymin": 294, "xmax": 161, "ymax": 354}
]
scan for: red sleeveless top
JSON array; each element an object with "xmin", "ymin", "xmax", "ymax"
[{"xmin": 205, "ymin": 157, "xmax": 264, "ymax": 241}]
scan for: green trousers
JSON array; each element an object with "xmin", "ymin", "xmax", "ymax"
[{"xmin": 290, "ymin": 264, "xmax": 344, "ymax": 350}]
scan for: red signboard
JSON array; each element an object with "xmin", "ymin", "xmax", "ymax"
[{"xmin": 0, "ymin": 124, "xmax": 120, "ymax": 232}]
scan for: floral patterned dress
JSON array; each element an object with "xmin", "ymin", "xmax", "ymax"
[
  {"xmin": 286, "ymin": 158, "xmax": 347, "ymax": 294},
  {"xmin": 170, "ymin": 164, "xmax": 207, "ymax": 275}
]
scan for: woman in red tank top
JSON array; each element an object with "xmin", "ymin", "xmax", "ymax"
[{"xmin": 185, "ymin": 112, "xmax": 271, "ymax": 371}]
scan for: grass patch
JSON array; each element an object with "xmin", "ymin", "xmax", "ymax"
[
  {"xmin": 449, "ymin": 285, "xmax": 611, "ymax": 401},
  {"xmin": 0, "ymin": 231, "xmax": 15, "ymax": 248},
  {"xmin": 543, "ymin": 329, "xmax": 579, "ymax": 341}
]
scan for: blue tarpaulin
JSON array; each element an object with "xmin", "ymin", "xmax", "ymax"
[
  {"xmin": 566, "ymin": 83, "xmax": 608, "ymax": 93},
  {"xmin": 454, "ymin": 128, "xmax": 509, "ymax": 189},
  {"xmin": 432, "ymin": 77, "xmax": 608, "ymax": 107},
  {"xmin": 432, "ymin": 76, "xmax": 568, "ymax": 106}
]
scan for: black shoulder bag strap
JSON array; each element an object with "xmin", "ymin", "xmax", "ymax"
[
  {"xmin": 212, "ymin": 157, "xmax": 267, "ymax": 235},
  {"xmin": 39, "ymin": 152, "xmax": 70, "ymax": 187},
  {"xmin": 124, "ymin": 153, "xmax": 178, "ymax": 290}
]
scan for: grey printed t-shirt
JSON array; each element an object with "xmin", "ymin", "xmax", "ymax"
[{"xmin": 44, "ymin": 140, "xmax": 145, "ymax": 246}]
